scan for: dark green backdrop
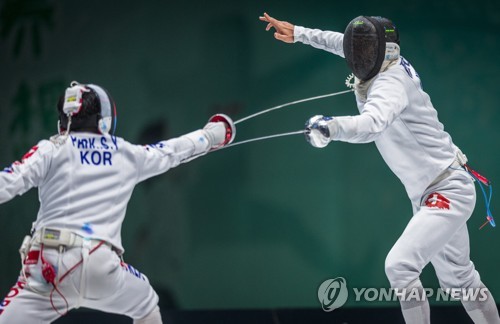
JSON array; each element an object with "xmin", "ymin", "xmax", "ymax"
[{"xmin": 1, "ymin": 0, "xmax": 499, "ymax": 310}]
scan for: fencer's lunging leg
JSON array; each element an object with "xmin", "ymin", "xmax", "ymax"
[
  {"xmin": 386, "ymin": 247, "xmax": 431, "ymax": 324},
  {"xmin": 133, "ymin": 305, "xmax": 162, "ymax": 324},
  {"xmin": 386, "ymin": 169, "xmax": 476, "ymax": 323},
  {"xmin": 461, "ymin": 283, "xmax": 500, "ymax": 324}
]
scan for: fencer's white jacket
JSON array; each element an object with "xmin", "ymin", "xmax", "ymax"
[
  {"xmin": 0, "ymin": 130, "xmax": 212, "ymax": 253},
  {"xmin": 295, "ymin": 26, "xmax": 458, "ymax": 203}
]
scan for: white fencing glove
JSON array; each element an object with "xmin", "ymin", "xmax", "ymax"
[
  {"xmin": 203, "ymin": 113, "xmax": 236, "ymax": 149},
  {"xmin": 203, "ymin": 122, "xmax": 226, "ymax": 148},
  {"xmin": 304, "ymin": 115, "xmax": 334, "ymax": 148}
]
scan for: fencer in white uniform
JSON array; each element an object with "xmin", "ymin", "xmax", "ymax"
[
  {"xmin": 0, "ymin": 82, "xmax": 235, "ymax": 324},
  {"xmin": 260, "ymin": 13, "xmax": 499, "ymax": 323}
]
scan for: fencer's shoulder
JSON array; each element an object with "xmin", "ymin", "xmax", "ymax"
[
  {"xmin": 113, "ymin": 136, "xmax": 138, "ymax": 147},
  {"xmin": 107, "ymin": 134, "xmax": 126, "ymax": 143},
  {"xmin": 115, "ymin": 136, "xmax": 151, "ymax": 153},
  {"xmin": 10, "ymin": 139, "xmax": 56, "ymax": 168},
  {"xmin": 103, "ymin": 135, "xmax": 130, "ymax": 150},
  {"xmin": 384, "ymin": 63, "xmax": 408, "ymax": 78},
  {"xmin": 372, "ymin": 67, "xmax": 406, "ymax": 87},
  {"xmin": 392, "ymin": 57, "xmax": 422, "ymax": 80},
  {"xmin": 36, "ymin": 138, "xmax": 57, "ymax": 154},
  {"xmin": 380, "ymin": 62, "xmax": 418, "ymax": 89}
]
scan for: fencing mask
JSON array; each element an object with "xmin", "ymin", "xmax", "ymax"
[
  {"xmin": 58, "ymin": 81, "xmax": 117, "ymax": 135},
  {"xmin": 343, "ymin": 16, "xmax": 399, "ymax": 81}
]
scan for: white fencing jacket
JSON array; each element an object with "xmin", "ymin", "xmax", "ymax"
[
  {"xmin": 0, "ymin": 130, "xmax": 211, "ymax": 253},
  {"xmin": 295, "ymin": 26, "xmax": 458, "ymax": 203}
]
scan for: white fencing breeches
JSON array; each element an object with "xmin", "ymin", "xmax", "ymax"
[{"xmin": 0, "ymin": 243, "xmax": 160, "ymax": 323}]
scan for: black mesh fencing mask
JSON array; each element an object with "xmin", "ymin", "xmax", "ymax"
[{"xmin": 343, "ymin": 16, "xmax": 399, "ymax": 81}]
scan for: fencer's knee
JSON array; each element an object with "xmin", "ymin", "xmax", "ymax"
[
  {"xmin": 133, "ymin": 305, "xmax": 162, "ymax": 324},
  {"xmin": 385, "ymin": 251, "xmax": 420, "ymax": 289},
  {"xmin": 438, "ymin": 267, "xmax": 481, "ymax": 290}
]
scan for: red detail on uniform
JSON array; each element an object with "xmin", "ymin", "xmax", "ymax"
[
  {"xmin": 425, "ymin": 193, "xmax": 450, "ymax": 210},
  {"xmin": 39, "ymin": 245, "xmax": 56, "ymax": 284},
  {"xmin": 21, "ymin": 146, "xmax": 39, "ymax": 162},
  {"xmin": 24, "ymin": 251, "xmax": 40, "ymax": 265},
  {"xmin": 0, "ymin": 281, "xmax": 25, "ymax": 316},
  {"xmin": 42, "ymin": 263, "xmax": 56, "ymax": 284},
  {"xmin": 465, "ymin": 165, "xmax": 490, "ymax": 186},
  {"xmin": 7, "ymin": 146, "xmax": 40, "ymax": 171}
]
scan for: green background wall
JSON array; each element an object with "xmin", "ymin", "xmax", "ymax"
[{"xmin": 1, "ymin": 0, "xmax": 499, "ymax": 310}]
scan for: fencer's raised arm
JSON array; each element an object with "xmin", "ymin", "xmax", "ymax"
[
  {"xmin": 259, "ymin": 12, "xmax": 344, "ymax": 57},
  {"xmin": 294, "ymin": 27, "xmax": 344, "ymax": 57},
  {"xmin": 134, "ymin": 119, "xmax": 232, "ymax": 183}
]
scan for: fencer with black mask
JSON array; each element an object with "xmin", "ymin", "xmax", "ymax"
[{"xmin": 260, "ymin": 13, "xmax": 500, "ymax": 324}]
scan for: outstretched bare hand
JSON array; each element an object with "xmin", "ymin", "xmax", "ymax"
[{"xmin": 259, "ymin": 12, "xmax": 294, "ymax": 43}]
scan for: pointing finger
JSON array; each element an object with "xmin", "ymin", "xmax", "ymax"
[{"xmin": 264, "ymin": 12, "xmax": 276, "ymax": 23}]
